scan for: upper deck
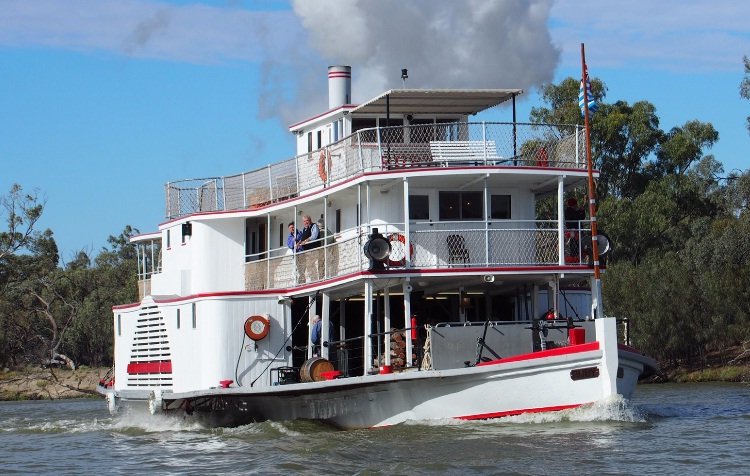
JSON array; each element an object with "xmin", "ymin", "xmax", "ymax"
[{"xmin": 165, "ymin": 121, "xmax": 586, "ymax": 220}]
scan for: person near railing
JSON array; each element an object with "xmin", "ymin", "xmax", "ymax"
[
  {"xmin": 297, "ymin": 215, "xmax": 322, "ymax": 282},
  {"xmin": 287, "ymin": 222, "xmax": 302, "ymax": 253}
]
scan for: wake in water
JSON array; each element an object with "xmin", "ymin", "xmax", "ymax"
[{"xmin": 403, "ymin": 394, "xmax": 647, "ymax": 428}]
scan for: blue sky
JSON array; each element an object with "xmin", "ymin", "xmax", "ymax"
[{"xmin": 1, "ymin": 0, "xmax": 749, "ymax": 262}]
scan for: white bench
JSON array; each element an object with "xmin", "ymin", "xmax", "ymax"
[{"xmin": 429, "ymin": 140, "xmax": 502, "ymax": 165}]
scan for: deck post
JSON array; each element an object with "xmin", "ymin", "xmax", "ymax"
[
  {"xmin": 322, "ymin": 292, "xmax": 331, "ymax": 360},
  {"xmin": 403, "ymin": 280, "xmax": 413, "ymax": 367},
  {"xmin": 558, "ymin": 176, "xmax": 565, "ymax": 265},
  {"xmin": 482, "ymin": 121, "xmax": 487, "ymax": 164},
  {"xmin": 402, "ymin": 177, "xmax": 411, "ymax": 266},
  {"xmin": 364, "ymin": 280, "xmax": 374, "ymax": 375},
  {"xmin": 384, "ymin": 287, "xmax": 391, "ymax": 367}
]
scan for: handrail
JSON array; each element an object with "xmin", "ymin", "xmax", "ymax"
[
  {"xmin": 165, "ymin": 122, "xmax": 585, "ymax": 219},
  {"xmin": 241, "ymin": 219, "xmax": 594, "ymax": 290}
]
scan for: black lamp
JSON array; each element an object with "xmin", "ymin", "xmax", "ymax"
[{"xmin": 363, "ymin": 228, "xmax": 391, "ymax": 271}]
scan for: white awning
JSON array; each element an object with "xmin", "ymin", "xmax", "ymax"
[{"xmin": 349, "ymin": 89, "xmax": 523, "ymax": 116}]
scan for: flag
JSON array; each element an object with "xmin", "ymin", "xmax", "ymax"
[{"xmin": 578, "ymin": 68, "xmax": 598, "ymax": 116}]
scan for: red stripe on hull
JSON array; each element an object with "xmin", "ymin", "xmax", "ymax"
[
  {"xmin": 477, "ymin": 341, "xmax": 600, "ymax": 366},
  {"xmin": 457, "ymin": 403, "xmax": 585, "ymax": 421},
  {"xmin": 127, "ymin": 361, "xmax": 172, "ymax": 374}
]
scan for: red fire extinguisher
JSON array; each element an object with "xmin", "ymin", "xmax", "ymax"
[{"xmin": 410, "ymin": 315, "xmax": 418, "ymax": 340}]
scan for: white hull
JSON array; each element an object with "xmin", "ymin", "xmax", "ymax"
[{"xmin": 101, "ymin": 342, "xmax": 655, "ymax": 429}]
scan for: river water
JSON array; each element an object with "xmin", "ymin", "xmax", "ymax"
[{"xmin": 1, "ymin": 383, "xmax": 748, "ymax": 475}]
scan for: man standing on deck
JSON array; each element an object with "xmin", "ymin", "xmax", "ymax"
[
  {"xmin": 287, "ymin": 222, "xmax": 302, "ymax": 253},
  {"xmin": 296, "ymin": 215, "xmax": 321, "ymax": 281}
]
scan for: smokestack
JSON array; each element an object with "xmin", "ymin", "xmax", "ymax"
[{"xmin": 328, "ymin": 65, "xmax": 351, "ymax": 109}]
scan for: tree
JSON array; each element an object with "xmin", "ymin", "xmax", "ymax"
[
  {"xmin": 0, "ymin": 184, "xmax": 44, "ymax": 261},
  {"xmin": 740, "ymin": 55, "xmax": 750, "ymax": 134}
]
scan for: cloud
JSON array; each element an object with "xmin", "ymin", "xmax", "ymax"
[
  {"xmin": 549, "ymin": 0, "xmax": 750, "ymax": 72},
  {"xmin": 0, "ymin": 0, "xmax": 303, "ymax": 63}
]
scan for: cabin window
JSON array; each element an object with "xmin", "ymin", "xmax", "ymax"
[
  {"xmin": 333, "ymin": 121, "xmax": 339, "ymax": 142},
  {"xmin": 117, "ymin": 314, "xmax": 121, "ymax": 336},
  {"xmin": 176, "ymin": 309, "xmax": 181, "ymax": 329},
  {"xmin": 409, "ymin": 195, "xmax": 430, "ymax": 220},
  {"xmin": 352, "ymin": 118, "xmax": 378, "ymax": 142},
  {"xmin": 335, "ymin": 209, "xmax": 341, "ymax": 233},
  {"xmin": 439, "ymin": 191, "xmax": 482, "ymax": 220},
  {"xmin": 490, "ymin": 195, "xmax": 512, "ymax": 219},
  {"xmin": 192, "ymin": 303, "xmax": 196, "ymax": 329},
  {"xmin": 307, "ymin": 132, "xmax": 313, "ymax": 152},
  {"xmin": 181, "ymin": 222, "xmax": 191, "ymax": 244},
  {"xmin": 166, "ymin": 229, "xmax": 171, "ymax": 249},
  {"xmin": 279, "ymin": 222, "xmax": 285, "ymax": 248},
  {"xmin": 317, "ymin": 130, "xmax": 322, "ymax": 149}
]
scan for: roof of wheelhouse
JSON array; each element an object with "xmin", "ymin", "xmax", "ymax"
[{"xmin": 350, "ymin": 88, "xmax": 523, "ymax": 116}]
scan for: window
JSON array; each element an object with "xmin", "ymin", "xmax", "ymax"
[
  {"xmin": 117, "ymin": 314, "xmax": 121, "ymax": 336},
  {"xmin": 166, "ymin": 229, "xmax": 171, "ymax": 249},
  {"xmin": 176, "ymin": 309, "xmax": 181, "ymax": 329},
  {"xmin": 279, "ymin": 222, "xmax": 285, "ymax": 247},
  {"xmin": 439, "ymin": 191, "xmax": 482, "ymax": 220},
  {"xmin": 335, "ymin": 209, "xmax": 341, "ymax": 233},
  {"xmin": 307, "ymin": 132, "xmax": 313, "ymax": 152},
  {"xmin": 181, "ymin": 222, "xmax": 191, "ymax": 244},
  {"xmin": 192, "ymin": 303, "xmax": 196, "ymax": 329},
  {"xmin": 352, "ymin": 118, "xmax": 377, "ymax": 134},
  {"xmin": 409, "ymin": 195, "xmax": 429, "ymax": 220},
  {"xmin": 491, "ymin": 195, "xmax": 512, "ymax": 219}
]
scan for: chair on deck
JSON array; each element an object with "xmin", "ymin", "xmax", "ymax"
[{"xmin": 447, "ymin": 234, "xmax": 470, "ymax": 265}]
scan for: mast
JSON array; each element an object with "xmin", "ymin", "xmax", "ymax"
[{"xmin": 580, "ymin": 43, "xmax": 604, "ymax": 319}]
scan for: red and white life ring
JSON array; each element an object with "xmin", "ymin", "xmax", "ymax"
[
  {"xmin": 318, "ymin": 149, "xmax": 332, "ymax": 182},
  {"xmin": 244, "ymin": 315, "xmax": 270, "ymax": 341},
  {"xmin": 386, "ymin": 233, "xmax": 414, "ymax": 267}
]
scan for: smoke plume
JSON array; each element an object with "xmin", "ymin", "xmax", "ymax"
[{"xmin": 275, "ymin": 0, "xmax": 559, "ymax": 124}]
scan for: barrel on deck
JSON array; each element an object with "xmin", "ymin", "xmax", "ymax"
[{"xmin": 300, "ymin": 357, "xmax": 334, "ymax": 382}]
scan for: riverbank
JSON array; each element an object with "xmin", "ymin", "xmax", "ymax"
[
  {"xmin": 1, "ymin": 361, "xmax": 748, "ymax": 401},
  {"xmin": 0, "ymin": 367, "xmax": 105, "ymax": 401}
]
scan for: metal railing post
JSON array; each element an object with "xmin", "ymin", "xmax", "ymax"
[{"xmin": 482, "ymin": 121, "xmax": 487, "ymax": 164}]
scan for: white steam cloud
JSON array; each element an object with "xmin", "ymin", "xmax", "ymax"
[{"xmin": 277, "ymin": 0, "xmax": 559, "ymax": 124}]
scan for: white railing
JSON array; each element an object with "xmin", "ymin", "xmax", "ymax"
[
  {"xmin": 166, "ymin": 122, "xmax": 585, "ymax": 219},
  {"xmin": 242, "ymin": 220, "xmax": 592, "ymax": 290}
]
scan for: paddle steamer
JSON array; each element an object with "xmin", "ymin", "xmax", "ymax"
[{"xmin": 98, "ymin": 66, "xmax": 656, "ymax": 428}]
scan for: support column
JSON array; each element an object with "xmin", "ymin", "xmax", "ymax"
[
  {"xmin": 403, "ymin": 280, "xmax": 413, "ymax": 367},
  {"xmin": 558, "ymin": 175, "xmax": 565, "ymax": 265},
  {"xmin": 307, "ymin": 294, "xmax": 315, "ymax": 359},
  {"xmin": 384, "ymin": 287, "xmax": 391, "ymax": 367},
  {"xmin": 363, "ymin": 280, "xmax": 374, "ymax": 375},
  {"xmin": 321, "ymin": 292, "xmax": 330, "ymax": 360},
  {"xmin": 403, "ymin": 178, "xmax": 411, "ymax": 266}
]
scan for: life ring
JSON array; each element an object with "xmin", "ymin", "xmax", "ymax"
[
  {"xmin": 386, "ymin": 233, "xmax": 414, "ymax": 267},
  {"xmin": 536, "ymin": 147, "xmax": 549, "ymax": 167},
  {"xmin": 318, "ymin": 149, "xmax": 332, "ymax": 182},
  {"xmin": 244, "ymin": 315, "xmax": 270, "ymax": 341}
]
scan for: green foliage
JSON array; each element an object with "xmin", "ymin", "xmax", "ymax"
[
  {"xmin": 535, "ymin": 74, "xmax": 749, "ymax": 367},
  {"xmin": 741, "ymin": 56, "xmax": 750, "ymax": 134},
  {"xmin": 0, "ymin": 187, "xmax": 138, "ymax": 368}
]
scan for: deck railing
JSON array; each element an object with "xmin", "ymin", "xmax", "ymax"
[
  {"xmin": 243, "ymin": 220, "xmax": 593, "ymax": 290},
  {"xmin": 165, "ymin": 122, "xmax": 585, "ymax": 219}
]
